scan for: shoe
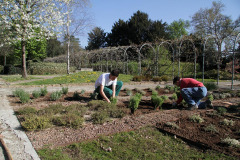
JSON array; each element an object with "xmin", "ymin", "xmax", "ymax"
[
  {"xmin": 205, "ymin": 100, "xmax": 213, "ymax": 109},
  {"xmin": 187, "ymin": 104, "xmax": 198, "ymax": 110}
]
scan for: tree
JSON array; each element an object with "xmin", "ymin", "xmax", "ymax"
[
  {"xmin": 128, "ymin": 10, "xmax": 151, "ymax": 44},
  {"xmin": 46, "ymin": 38, "xmax": 65, "ymax": 58},
  {"xmin": 191, "ymin": 1, "xmax": 240, "ymax": 84},
  {"xmin": 107, "ymin": 19, "xmax": 131, "ymax": 46},
  {"xmin": 0, "ymin": 0, "xmax": 66, "ymax": 78},
  {"xmin": 86, "ymin": 27, "xmax": 106, "ymax": 50},
  {"xmin": 148, "ymin": 20, "xmax": 169, "ymax": 42},
  {"xmin": 167, "ymin": 19, "xmax": 190, "ymax": 40}
]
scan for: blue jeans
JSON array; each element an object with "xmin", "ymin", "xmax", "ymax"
[
  {"xmin": 94, "ymin": 81, "xmax": 123, "ymax": 98},
  {"xmin": 181, "ymin": 87, "xmax": 207, "ymax": 108}
]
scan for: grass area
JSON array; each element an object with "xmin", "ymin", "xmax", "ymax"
[
  {"xmin": 17, "ymin": 71, "xmax": 133, "ymax": 85},
  {"xmin": 0, "ymin": 75, "xmax": 41, "ymax": 82},
  {"xmin": 37, "ymin": 126, "xmax": 235, "ymax": 160}
]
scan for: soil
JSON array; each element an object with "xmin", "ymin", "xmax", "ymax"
[{"xmin": 8, "ymin": 88, "xmax": 240, "ymax": 158}]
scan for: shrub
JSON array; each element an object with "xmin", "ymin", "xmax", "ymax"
[
  {"xmin": 80, "ymin": 89, "xmax": 85, "ymax": 95},
  {"xmin": 110, "ymin": 97, "xmax": 117, "ymax": 105},
  {"xmin": 50, "ymin": 91, "xmax": 62, "ymax": 101},
  {"xmin": 172, "ymin": 93, "xmax": 178, "ymax": 100},
  {"xmin": 204, "ymin": 124, "xmax": 218, "ymax": 133},
  {"xmin": 189, "ymin": 114, "xmax": 204, "ymax": 123},
  {"xmin": 208, "ymin": 94, "xmax": 214, "ymax": 101},
  {"xmin": 221, "ymin": 138, "xmax": 240, "ymax": 148},
  {"xmin": 73, "ymin": 91, "xmax": 81, "ymax": 100},
  {"xmin": 21, "ymin": 115, "xmax": 51, "ymax": 131},
  {"xmin": 220, "ymin": 119, "xmax": 234, "ymax": 126},
  {"xmin": 55, "ymin": 114, "xmax": 83, "ymax": 128},
  {"xmin": 61, "ymin": 87, "xmax": 68, "ymax": 95},
  {"xmin": 126, "ymin": 90, "xmax": 132, "ymax": 96},
  {"xmin": 91, "ymin": 112, "xmax": 108, "ymax": 124},
  {"xmin": 165, "ymin": 122, "xmax": 179, "ymax": 129},
  {"xmin": 40, "ymin": 86, "xmax": 48, "ymax": 96},
  {"xmin": 155, "ymin": 85, "xmax": 161, "ymax": 90},
  {"xmin": 19, "ymin": 92, "xmax": 30, "ymax": 103},
  {"xmin": 161, "ymin": 95, "xmax": 168, "ymax": 101},
  {"xmin": 216, "ymin": 107, "xmax": 227, "ymax": 115},
  {"xmin": 109, "ymin": 108, "xmax": 125, "ymax": 118},
  {"xmin": 12, "ymin": 88, "xmax": 25, "ymax": 97},
  {"xmin": 132, "ymin": 75, "xmax": 142, "ymax": 82},
  {"xmin": 16, "ymin": 107, "xmax": 37, "ymax": 115},
  {"xmin": 151, "ymin": 95, "xmax": 164, "ymax": 110},
  {"xmin": 152, "ymin": 76, "xmax": 162, "ymax": 82},
  {"xmin": 160, "ymin": 75, "xmax": 169, "ymax": 81},
  {"xmin": 32, "ymin": 90, "xmax": 41, "ymax": 99},
  {"xmin": 204, "ymin": 82, "xmax": 218, "ymax": 91},
  {"xmin": 129, "ymin": 93, "xmax": 142, "ymax": 114},
  {"xmin": 151, "ymin": 90, "xmax": 158, "ymax": 96}
]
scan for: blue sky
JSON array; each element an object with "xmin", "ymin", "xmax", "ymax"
[{"xmin": 79, "ymin": 0, "xmax": 240, "ymax": 47}]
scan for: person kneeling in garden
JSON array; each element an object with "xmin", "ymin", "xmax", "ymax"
[
  {"xmin": 172, "ymin": 76, "xmax": 212, "ymax": 110},
  {"xmin": 92, "ymin": 70, "xmax": 123, "ymax": 103}
]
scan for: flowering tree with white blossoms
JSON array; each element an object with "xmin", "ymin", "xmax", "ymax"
[{"xmin": 0, "ymin": 0, "xmax": 67, "ymax": 78}]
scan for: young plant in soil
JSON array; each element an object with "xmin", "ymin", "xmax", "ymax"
[
  {"xmin": 188, "ymin": 114, "xmax": 204, "ymax": 123},
  {"xmin": 129, "ymin": 93, "xmax": 142, "ymax": 114}
]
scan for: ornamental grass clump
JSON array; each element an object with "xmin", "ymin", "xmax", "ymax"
[
  {"xmin": 221, "ymin": 138, "xmax": 240, "ymax": 148},
  {"xmin": 61, "ymin": 87, "xmax": 68, "ymax": 95},
  {"xmin": 151, "ymin": 95, "xmax": 164, "ymax": 110},
  {"xmin": 50, "ymin": 91, "xmax": 62, "ymax": 101},
  {"xmin": 189, "ymin": 114, "xmax": 204, "ymax": 123},
  {"xmin": 129, "ymin": 93, "xmax": 142, "ymax": 114},
  {"xmin": 32, "ymin": 90, "xmax": 41, "ymax": 99},
  {"xmin": 40, "ymin": 86, "xmax": 48, "ymax": 96}
]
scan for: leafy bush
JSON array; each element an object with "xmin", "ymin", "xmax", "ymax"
[
  {"xmin": 204, "ymin": 82, "xmax": 218, "ymax": 91},
  {"xmin": 40, "ymin": 86, "xmax": 48, "ymax": 96},
  {"xmin": 32, "ymin": 90, "xmax": 41, "ymax": 98},
  {"xmin": 172, "ymin": 93, "xmax": 178, "ymax": 100},
  {"xmin": 221, "ymin": 138, "xmax": 240, "ymax": 148},
  {"xmin": 21, "ymin": 115, "xmax": 51, "ymax": 131},
  {"xmin": 204, "ymin": 124, "xmax": 218, "ymax": 133},
  {"xmin": 53, "ymin": 114, "xmax": 83, "ymax": 128},
  {"xmin": 129, "ymin": 93, "xmax": 142, "ymax": 114},
  {"xmin": 61, "ymin": 87, "xmax": 68, "ymax": 95},
  {"xmin": 73, "ymin": 91, "xmax": 81, "ymax": 100},
  {"xmin": 110, "ymin": 97, "xmax": 117, "ymax": 105},
  {"xmin": 12, "ymin": 88, "xmax": 25, "ymax": 97},
  {"xmin": 19, "ymin": 92, "xmax": 30, "ymax": 103},
  {"xmin": 155, "ymin": 85, "xmax": 161, "ymax": 90},
  {"xmin": 208, "ymin": 94, "xmax": 214, "ymax": 101},
  {"xmin": 151, "ymin": 95, "xmax": 164, "ymax": 110},
  {"xmin": 91, "ymin": 112, "xmax": 108, "ymax": 124},
  {"xmin": 16, "ymin": 107, "xmax": 37, "ymax": 115},
  {"xmin": 216, "ymin": 107, "xmax": 227, "ymax": 115},
  {"xmin": 50, "ymin": 91, "xmax": 62, "ymax": 101},
  {"xmin": 188, "ymin": 114, "xmax": 204, "ymax": 123}
]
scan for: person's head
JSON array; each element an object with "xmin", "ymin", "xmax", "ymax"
[
  {"xmin": 109, "ymin": 70, "xmax": 119, "ymax": 80},
  {"xmin": 173, "ymin": 76, "xmax": 180, "ymax": 86}
]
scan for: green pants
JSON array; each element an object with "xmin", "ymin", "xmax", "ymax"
[{"xmin": 94, "ymin": 81, "xmax": 123, "ymax": 99}]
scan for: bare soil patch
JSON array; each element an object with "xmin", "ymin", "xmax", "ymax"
[{"xmin": 8, "ymin": 88, "xmax": 240, "ymax": 158}]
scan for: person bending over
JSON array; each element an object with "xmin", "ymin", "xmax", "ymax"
[
  {"xmin": 93, "ymin": 70, "xmax": 123, "ymax": 103},
  {"xmin": 172, "ymin": 76, "xmax": 212, "ymax": 110}
]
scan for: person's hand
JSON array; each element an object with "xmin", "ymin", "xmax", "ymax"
[
  {"xmin": 172, "ymin": 102, "xmax": 177, "ymax": 107},
  {"xmin": 106, "ymin": 99, "xmax": 111, "ymax": 103}
]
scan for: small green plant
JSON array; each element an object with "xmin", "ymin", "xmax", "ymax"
[
  {"xmin": 50, "ymin": 91, "xmax": 62, "ymax": 101},
  {"xmin": 165, "ymin": 122, "xmax": 179, "ymax": 129},
  {"xmin": 126, "ymin": 90, "xmax": 132, "ymax": 96},
  {"xmin": 155, "ymin": 85, "xmax": 161, "ymax": 90},
  {"xmin": 32, "ymin": 90, "xmax": 41, "ymax": 99},
  {"xmin": 21, "ymin": 115, "xmax": 51, "ymax": 131},
  {"xmin": 53, "ymin": 114, "xmax": 83, "ymax": 128},
  {"xmin": 189, "ymin": 114, "xmax": 204, "ymax": 123},
  {"xmin": 204, "ymin": 82, "xmax": 218, "ymax": 91},
  {"xmin": 61, "ymin": 87, "xmax": 68, "ymax": 95},
  {"xmin": 216, "ymin": 107, "xmax": 227, "ymax": 115},
  {"xmin": 16, "ymin": 107, "xmax": 37, "ymax": 115},
  {"xmin": 151, "ymin": 95, "xmax": 164, "ymax": 110},
  {"xmin": 204, "ymin": 124, "xmax": 218, "ymax": 133},
  {"xmin": 91, "ymin": 111, "xmax": 108, "ymax": 124},
  {"xmin": 129, "ymin": 93, "xmax": 142, "ymax": 114},
  {"xmin": 110, "ymin": 97, "xmax": 118, "ymax": 105},
  {"xmin": 151, "ymin": 90, "xmax": 158, "ymax": 96},
  {"xmin": 208, "ymin": 94, "xmax": 214, "ymax": 101},
  {"xmin": 12, "ymin": 88, "xmax": 25, "ymax": 97},
  {"xmin": 221, "ymin": 138, "xmax": 240, "ymax": 148},
  {"xmin": 172, "ymin": 93, "xmax": 178, "ymax": 100},
  {"xmin": 220, "ymin": 119, "xmax": 234, "ymax": 126},
  {"xmin": 19, "ymin": 92, "xmax": 30, "ymax": 103},
  {"xmin": 161, "ymin": 95, "xmax": 168, "ymax": 101},
  {"xmin": 40, "ymin": 86, "xmax": 48, "ymax": 96},
  {"xmin": 73, "ymin": 91, "xmax": 81, "ymax": 100},
  {"xmin": 80, "ymin": 89, "xmax": 85, "ymax": 95}
]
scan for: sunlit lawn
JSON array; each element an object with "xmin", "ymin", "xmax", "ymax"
[{"xmin": 19, "ymin": 71, "xmax": 133, "ymax": 85}]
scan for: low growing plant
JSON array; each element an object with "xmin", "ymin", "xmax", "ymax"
[
  {"xmin": 50, "ymin": 91, "xmax": 62, "ymax": 101},
  {"xmin": 40, "ymin": 86, "xmax": 48, "ymax": 96},
  {"xmin": 221, "ymin": 138, "xmax": 240, "ymax": 148},
  {"xmin": 165, "ymin": 122, "xmax": 179, "ymax": 129},
  {"xmin": 188, "ymin": 114, "xmax": 204, "ymax": 123},
  {"xmin": 19, "ymin": 92, "xmax": 30, "ymax": 103},
  {"xmin": 151, "ymin": 95, "xmax": 164, "ymax": 110},
  {"xmin": 32, "ymin": 90, "xmax": 41, "ymax": 99},
  {"xmin": 126, "ymin": 90, "xmax": 132, "ymax": 96},
  {"xmin": 16, "ymin": 107, "xmax": 37, "ymax": 115},
  {"xmin": 61, "ymin": 87, "xmax": 68, "ymax": 95},
  {"xmin": 204, "ymin": 124, "xmax": 218, "ymax": 133},
  {"xmin": 73, "ymin": 91, "xmax": 81, "ymax": 100},
  {"xmin": 172, "ymin": 93, "xmax": 178, "ymax": 100},
  {"xmin": 220, "ymin": 119, "xmax": 234, "ymax": 126},
  {"xmin": 208, "ymin": 94, "xmax": 214, "ymax": 101},
  {"xmin": 216, "ymin": 107, "xmax": 227, "ymax": 115},
  {"xmin": 91, "ymin": 111, "xmax": 108, "ymax": 124},
  {"xmin": 12, "ymin": 88, "xmax": 25, "ymax": 97},
  {"xmin": 129, "ymin": 93, "xmax": 142, "ymax": 114}
]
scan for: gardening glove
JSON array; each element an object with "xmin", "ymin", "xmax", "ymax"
[{"xmin": 172, "ymin": 102, "xmax": 177, "ymax": 107}]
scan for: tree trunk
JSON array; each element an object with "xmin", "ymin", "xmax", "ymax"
[{"xmin": 22, "ymin": 41, "xmax": 28, "ymax": 78}]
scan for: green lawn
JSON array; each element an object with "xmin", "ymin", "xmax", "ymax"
[{"xmin": 38, "ymin": 126, "xmax": 235, "ymax": 160}]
